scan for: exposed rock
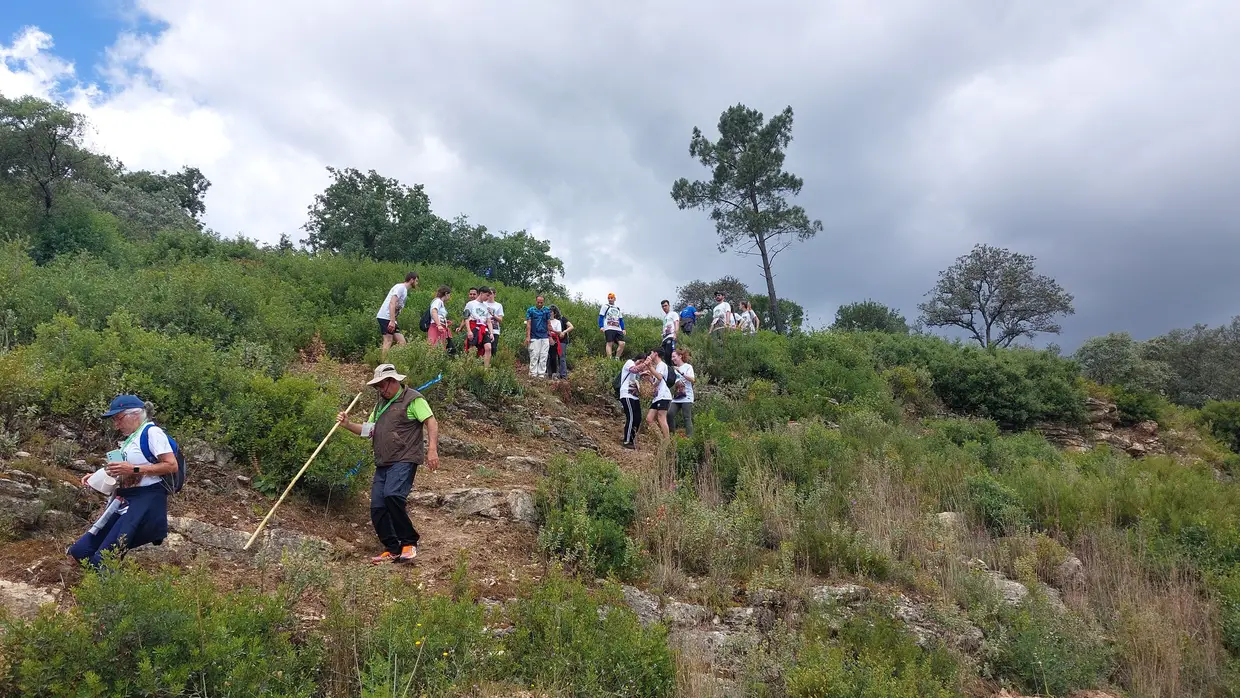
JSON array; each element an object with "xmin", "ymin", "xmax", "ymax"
[
  {"xmin": 955, "ymin": 623, "xmax": 985, "ymax": 653},
  {"xmin": 0, "ymin": 477, "xmax": 35, "ymax": 498},
  {"xmin": 409, "ymin": 491, "xmax": 444, "ymax": 507},
  {"xmin": 0, "ymin": 495, "xmax": 43, "ymax": 527},
  {"xmin": 69, "ymin": 459, "xmax": 93, "ymax": 473},
  {"xmin": 439, "ymin": 435, "xmax": 489, "ymax": 459},
  {"xmin": 1133, "ymin": 420, "xmax": 1159, "ymax": 438},
  {"xmin": 265, "ymin": 527, "xmax": 334, "ymax": 557},
  {"xmin": 663, "ymin": 601, "xmax": 712, "ymax": 628},
  {"xmin": 504, "ymin": 455, "xmax": 545, "ymax": 473},
  {"xmin": 1037, "ymin": 423, "xmax": 1090, "ymax": 452},
  {"xmin": 987, "ymin": 571, "xmax": 1030, "ymax": 607},
  {"xmin": 169, "ymin": 516, "xmax": 251, "ymax": 551},
  {"xmin": 746, "ymin": 587, "xmax": 786, "ymax": 608},
  {"xmin": 236, "ymin": 475, "xmax": 251, "ymax": 485},
  {"xmin": 1057, "ymin": 555, "xmax": 1085, "ymax": 588},
  {"xmin": 181, "ymin": 438, "xmax": 233, "ymax": 468},
  {"xmin": 14, "ymin": 451, "xmax": 31, "ymax": 459},
  {"xmin": 536, "ymin": 416, "xmax": 599, "ymax": 452},
  {"xmin": 38, "ymin": 509, "xmax": 77, "ymax": 532},
  {"xmin": 506, "ymin": 490, "xmax": 539, "ymax": 525},
  {"xmin": 621, "ymin": 585, "xmax": 661, "ymax": 627},
  {"xmin": 809, "ymin": 583, "xmax": 870, "ymax": 605},
  {"xmin": 0, "ymin": 579, "xmax": 58, "ymax": 619},
  {"xmin": 126, "ymin": 532, "xmax": 188, "ymax": 564},
  {"xmin": 441, "ymin": 488, "xmax": 509, "ymax": 518},
  {"xmin": 1125, "ymin": 440, "xmax": 1148, "ymax": 456}
]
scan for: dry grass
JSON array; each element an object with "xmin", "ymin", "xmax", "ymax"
[{"xmin": 1075, "ymin": 531, "xmax": 1228, "ymax": 698}]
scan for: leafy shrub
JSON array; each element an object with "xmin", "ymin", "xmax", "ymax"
[
  {"xmin": 502, "ymin": 570, "xmax": 675, "ymax": 697},
  {"xmin": 1199, "ymin": 400, "xmax": 1240, "ymax": 453},
  {"xmin": 923, "ymin": 416, "xmax": 999, "ymax": 447},
  {"xmin": 994, "ymin": 596, "xmax": 1112, "ymax": 696},
  {"xmin": 965, "ymin": 473, "xmax": 1030, "ymax": 536},
  {"xmin": 536, "ymin": 453, "xmax": 640, "ymax": 579},
  {"xmin": 786, "ymin": 606, "xmax": 959, "ymax": 698},
  {"xmin": 885, "ymin": 364, "xmax": 936, "ymax": 415},
  {"xmin": 1111, "ymin": 385, "xmax": 1166, "ymax": 425},
  {"xmin": 0, "ymin": 558, "xmax": 318, "ymax": 697}
]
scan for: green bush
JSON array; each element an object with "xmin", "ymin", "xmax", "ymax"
[
  {"xmin": 994, "ymin": 596, "xmax": 1112, "ymax": 696},
  {"xmin": 536, "ymin": 453, "xmax": 641, "ymax": 579},
  {"xmin": 502, "ymin": 570, "xmax": 675, "ymax": 697},
  {"xmin": 1111, "ymin": 385, "xmax": 1166, "ymax": 425},
  {"xmin": 0, "ymin": 558, "xmax": 318, "ymax": 697},
  {"xmin": 1200, "ymin": 400, "xmax": 1240, "ymax": 453},
  {"xmin": 786, "ymin": 606, "xmax": 959, "ymax": 698},
  {"xmin": 965, "ymin": 473, "xmax": 1030, "ymax": 536}
]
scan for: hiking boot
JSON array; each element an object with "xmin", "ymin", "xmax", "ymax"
[
  {"xmin": 370, "ymin": 551, "xmax": 397, "ymax": 565},
  {"xmin": 396, "ymin": 545, "xmax": 417, "ymax": 563},
  {"xmin": 622, "ymin": 441, "xmax": 636, "ymax": 450}
]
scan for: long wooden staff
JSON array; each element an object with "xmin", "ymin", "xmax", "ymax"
[{"xmin": 244, "ymin": 391, "xmax": 363, "ymax": 550}]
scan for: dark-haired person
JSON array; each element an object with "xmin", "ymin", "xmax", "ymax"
[
  {"xmin": 464, "ymin": 289, "xmax": 493, "ymax": 368},
  {"xmin": 69, "ymin": 395, "xmax": 179, "ymax": 568},
  {"xmin": 643, "ymin": 348, "xmax": 673, "ymax": 440},
  {"xmin": 737, "ymin": 300, "xmax": 760, "ymax": 335},
  {"xmin": 548, "ymin": 305, "xmax": 574, "ymax": 379},
  {"xmin": 428, "ymin": 286, "xmax": 452, "ymax": 348},
  {"xmin": 338, "ymin": 364, "xmax": 440, "ymax": 564},
  {"xmin": 668, "ymin": 348, "xmax": 696, "ymax": 437},
  {"xmin": 377, "ymin": 272, "xmax": 419, "ymax": 358},
  {"xmin": 659, "ymin": 299, "xmax": 679, "ymax": 365},
  {"xmin": 525, "ymin": 295, "xmax": 552, "ymax": 378},
  {"xmin": 708, "ymin": 290, "xmax": 733, "ymax": 334},
  {"xmin": 484, "ymin": 287, "xmax": 505, "ymax": 355},
  {"xmin": 457, "ymin": 287, "xmax": 479, "ymax": 352},
  {"xmin": 618, "ymin": 353, "xmax": 649, "ymax": 449}
]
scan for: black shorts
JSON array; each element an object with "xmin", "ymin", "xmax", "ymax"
[
  {"xmin": 604, "ymin": 329, "xmax": 624, "ymax": 344},
  {"xmin": 650, "ymin": 399, "xmax": 671, "ymax": 411},
  {"xmin": 378, "ymin": 318, "xmax": 399, "ymax": 336}
]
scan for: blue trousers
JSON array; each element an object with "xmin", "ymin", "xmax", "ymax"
[
  {"xmin": 371, "ymin": 462, "xmax": 419, "ymax": 553},
  {"xmin": 69, "ymin": 484, "xmax": 168, "ymax": 568}
]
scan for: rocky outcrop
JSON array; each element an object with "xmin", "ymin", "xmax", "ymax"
[
  {"xmin": 439, "ymin": 435, "xmax": 490, "ymax": 459},
  {"xmin": 410, "ymin": 488, "xmax": 538, "ymax": 525},
  {"xmin": 1038, "ymin": 397, "xmax": 1163, "ymax": 456},
  {"xmin": 167, "ymin": 516, "xmax": 331, "ymax": 556},
  {"xmin": 0, "ymin": 579, "xmax": 58, "ymax": 619},
  {"xmin": 0, "ymin": 465, "xmax": 89, "ymax": 531},
  {"xmin": 536, "ymin": 416, "xmax": 600, "ymax": 453}
]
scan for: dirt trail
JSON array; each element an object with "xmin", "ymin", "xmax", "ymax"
[{"xmin": 0, "ymin": 363, "xmax": 653, "ymax": 602}]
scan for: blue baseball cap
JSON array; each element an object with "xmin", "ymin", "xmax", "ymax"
[{"xmin": 102, "ymin": 394, "xmax": 144, "ymax": 417}]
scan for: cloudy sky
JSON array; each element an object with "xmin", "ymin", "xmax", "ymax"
[{"xmin": 3, "ymin": 0, "xmax": 1238, "ymax": 347}]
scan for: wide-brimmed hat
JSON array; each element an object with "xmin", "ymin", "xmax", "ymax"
[
  {"xmin": 102, "ymin": 394, "xmax": 144, "ymax": 417},
  {"xmin": 367, "ymin": 364, "xmax": 407, "ymax": 386}
]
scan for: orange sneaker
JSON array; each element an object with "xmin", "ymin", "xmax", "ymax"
[
  {"xmin": 370, "ymin": 551, "xmax": 397, "ymax": 564},
  {"xmin": 396, "ymin": 545, "xmax": 417, "ymax": 563}
]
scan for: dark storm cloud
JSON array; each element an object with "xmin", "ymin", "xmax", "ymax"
[{"xmin": 107, "ymin": 0, "xmax": 1240, "ymax": 346}]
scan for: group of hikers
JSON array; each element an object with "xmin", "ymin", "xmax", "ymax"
[{"xmin": 67, "ymin": 273, "xmax": 766, "ymax": 571}]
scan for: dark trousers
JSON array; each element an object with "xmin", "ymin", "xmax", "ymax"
[
  {"xmin": 668, "ymin": 401, "xmax": 694, "ymax": 437},
  {"xmin": 371, "ymin": 462, "xmax": 419, "ymax": 553},
  {"xmin": 69, "ymin": 484, "xmax": 168, "ymax": 568},
  {"xmin": 661, "ymin": 337, "xmax": 676, "ymax": 365},
  {"xmin": 621, "ymin": 398, "xmax": 641, "ymax": 445}
]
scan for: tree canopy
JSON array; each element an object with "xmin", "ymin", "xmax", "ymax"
[
  {"xmin": 670, "ymin": 104, "xmax": 821, "ymax": 334},
  {"xmin": 832, "ymin": 300, "xmax": 909, "ymax": 334},
  {"xmin": 918, "ymin": 244, "xmax": 1074, "ymax": 348}
]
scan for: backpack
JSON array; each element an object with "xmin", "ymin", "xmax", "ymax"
[
  {"xmin": 665, "ymin": 364, "xmax": 679, "ymax": 391},
  {"xmin": 613, "ymin": 370, "xmax": 623, "ymax": 399},
  {"xmin": 419, "ymin": 309, "xmax": 433, "ymax": 332},
  {"xmin": 139, "ymin": 423, "xmax": 187, "ymax": 494}
]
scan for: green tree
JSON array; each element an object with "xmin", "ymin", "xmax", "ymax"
[
  {"xmin": 301, "ymin": 166, "xmax": 444, "ymax": 260},
  {"xmin": 0, "ymin": 96, "xmax": 116, "ymax": 213},
  {"xmin": 1143, "ymin": 318, "xmax": 1240, "ymax": 406},
  {"xmin": 918, "ymin": 244, "xmax": 1074, "ymax": 348},
  {"xmin": 675, "ymin": 276, "xmax": 751, "ymax": 311},
  {"xmin": 751, "ymin": 294, "xmax": 804, "ymax": 333},
  {"xmin": 120, "ymin": 166, "xmax": 211, "ymax": 222},
  {"xmin": 1073, "ymin": 332, "xmax": 1169, "ymax": 393},
  {"xmin": 832, "ymin": 300, "xmax": 908, "ymax": 334},
  {"xmin": 671, "ymin": 104, "xmax": 822, "ymax": 334}
]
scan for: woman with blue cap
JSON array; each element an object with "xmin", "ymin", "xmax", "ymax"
[{"xmin": 67, "ymin": 395, "xmax": 180, "ymax": 567}]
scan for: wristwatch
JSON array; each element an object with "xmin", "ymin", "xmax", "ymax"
[{"xmin": 133, "ymin": 465, "xmax": 141, "ymax": 474}]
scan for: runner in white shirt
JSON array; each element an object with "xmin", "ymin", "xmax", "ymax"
[
  {"xmin": 376, "ymin": 272, "xmax": 419, "ymax": 357},
  {"xmin": 709, "ymin": 290, "xmax": 733, "ymax": 333},
  {"xmin": 464, "ymin": 295, "xmax": 493, "ymax": 368},
  {"xmin": 618, "ymin": 355, "xmax": 649, "ymax": 449}
]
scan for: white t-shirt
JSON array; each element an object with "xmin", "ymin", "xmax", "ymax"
[
  {"xmin": 465, "ymin": 299, "xmax": 491, "ymax": 327},
  {"xmin": 430, "ymin": 298, "xmax": 448, "ymax": 326},
  {"xmin": 711, "ymin": 301, "xmax": 732, "ymax": 328},
  {"xmin": 376, "ymin": 283, "xmax": 408, "ymax": 321},
  {"xmin": 122, "ymin": 424, "xmax": 172, "ymax": 488},
  {"xmin": 662, "ymin": 311, "xmax": 678, "ymax": 339},
  {"xmin": 599, "ymin": 304, "xmax": 624, "ymax": 331},
  {"xmin": 651, "ymin": 362, "xmax": 673, "ymax": 403},
  {"xmin": 672, "ymin": 363, "xmax": 695, "ymax": 403},
  {"xmin": 550, "ymin": 318, "xmax": 563, "ymax": 336},
  {"xmin": 619, "ymin": 359, "xmax": 642, "ymax": 399},
  {"xmin": 738, "ymin": 309, "xmax": 758, "ymax": 334},
  {"xmin": 486, "ymin": 301, "xmax": 504, "ymax": 335}
]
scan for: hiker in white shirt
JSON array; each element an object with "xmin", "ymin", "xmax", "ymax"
[
  {"xmin": 464, "ymin": 293, "xmax": 494, "ymax": 369},
  {"xmin": 643, "ymin": 348, "xmax": 673, "ymax": 440},
  {"xmin": 737, "ymin": 301, "xmax": 760, "ymax": 335},
  {"xmin": 428, "ymin": 285, "xmax": 452, "ymax": 348},
  {"xmin": 708, "ymin": 290, "xmax": 733, "ymax": 333},
  {"xmin": 484, "ymin": 287, "xmax": 504, "ymax": 353},
  {"xmin": 659, "ymin": 299, "xmax": 679, "ymax": 365},
  {"xmin": 668, "ymin": 348, "xmax": 696, "ymax": 437},
  {"xmin": 377, "ymin": 272, "xmax": 419, "ymax": 358},
  {"xmin": 598, "ymin": 293, "xmax": 626, "ymax": 358}
]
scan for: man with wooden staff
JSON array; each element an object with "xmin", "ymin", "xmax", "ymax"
[{"xmin": 338, "ymin": 364, "xmax": 440, "ymax": 564}]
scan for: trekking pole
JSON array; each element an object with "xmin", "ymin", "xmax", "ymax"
[{"xmin": 244, "ymin": 391, "xmax": 363, "ymax": 550}]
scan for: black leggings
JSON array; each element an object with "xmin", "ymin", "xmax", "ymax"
[{"xmin": 621, "ymin": 398, "xmax": 641, "ymax": 444}]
